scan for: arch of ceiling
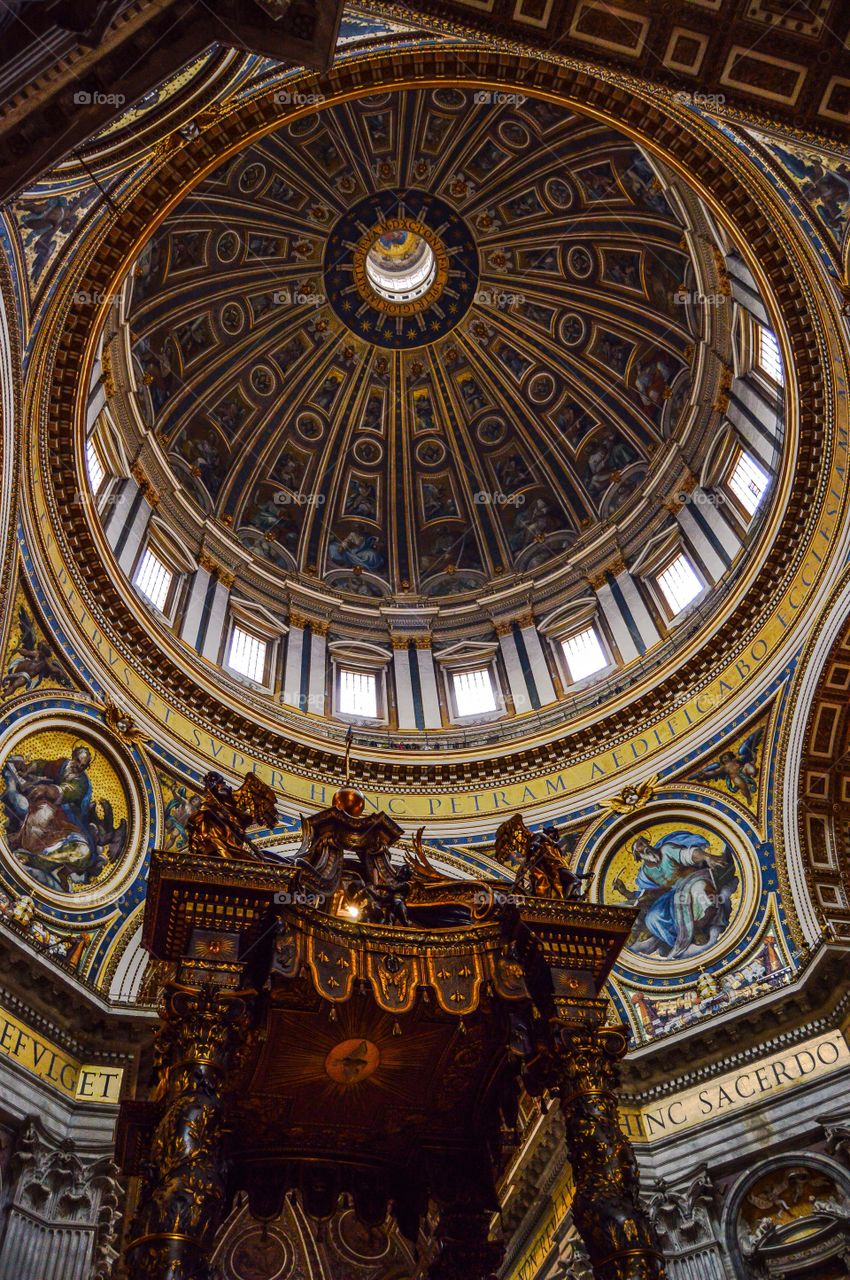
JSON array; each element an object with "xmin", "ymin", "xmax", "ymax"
[
  {"xmin": 15, "ymin": 48, "xmax": 850, "ymax": 828},
  {"xmin": 782, "ymin": 567, "xmax": 850, "ymax": 947},
  {"xmin": 0, "ymin": 245, "xmax": 21, "ymax": 640}
]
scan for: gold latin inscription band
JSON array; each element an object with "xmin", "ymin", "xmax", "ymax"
[
  {"xmin": 0, "ymin": 1006, "xmax": 123, "ymax": 1104},
  {"xmin": 620, "ymin": 1028, "xmax": 849, "ymax": 1143}
]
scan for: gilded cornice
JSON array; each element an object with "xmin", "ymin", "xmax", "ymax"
[{"xmin": 0, "ymin": 238, "xmax": 22, "ymax": 649}]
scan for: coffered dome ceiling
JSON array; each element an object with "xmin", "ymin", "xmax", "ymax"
[{"xmin": 124, "ymin": 88, "xmax": 718, "ymax": 605}]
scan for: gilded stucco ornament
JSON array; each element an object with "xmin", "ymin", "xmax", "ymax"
[
  {"xmin": 103, "ymin": 697, "xmax": 148, "ymax": 746},
  {"xmin": 602, "ymin": 778, "xmax": 659, "ymax": 815}
]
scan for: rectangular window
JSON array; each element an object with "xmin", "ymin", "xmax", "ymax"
[
  {"xmin": 339, "ymin": 668, "xmax": 378, "ymax": 718},
  {"xmin": 757, "ymin": 326, "xmax": 783, "ymax": 385},
  {"xmin": 727, "ymin": 448, "xmax": 769, "ymax": 516},
  {"xmin": 657, "ymin": 553, "xmax": 702, "ymax": 615},
  {"xmin": 227, "ymin": 625, "xmax": 268, "ymax": 683},
  {"xmin": 133, "ymin": 546, "xmax": 173, "ymax": 612},
  {"xmin": 86, "ymin": 437, "xmax": 106, "ymax": 494},
  {"xmin": 452, "ymin": 667, "xmax": 497, "ymax": 717},
  {"xmin": 562, "ymin": 626, "xmax": 608, "ymax": 682}
]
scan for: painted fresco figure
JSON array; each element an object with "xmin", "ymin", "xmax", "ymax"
[
  {"xmin": 691, "ymin": 726, "xmax": 764, "ymax": 803},
  {"xmin": 613, "ymin": 830, "xmax": 737, "ymax": 960},
  {"xmin": 163, "ymin": 786, "xmax": 202, "ymax": 850}
]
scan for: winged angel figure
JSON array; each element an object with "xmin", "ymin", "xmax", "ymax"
[
  {"xmin": 601, "ymin": 775, "xmax": 658, "ymax": 815},
  {"xmin": 691, "ymin": 727, "xmax": 764, "ymax": 803},
  {"xmin": 2, "ymin": 606, "xmax": 70, "ymax": 697},
  {"xmin": 186, "ymin": 771, "xmax": 279, "ymax": 860}
]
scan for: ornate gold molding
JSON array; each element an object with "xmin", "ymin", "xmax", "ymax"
[
  {"xmin": 18, "ymin": 47, "xmax": 849, "ymax": 801},
  {"xmin": 130, "ymin": 462, "xmax": 160, "ymax": 508}
]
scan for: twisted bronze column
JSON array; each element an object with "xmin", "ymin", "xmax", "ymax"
[
  {"xmin": 553, "ymin": 1022, "xmax": 665, "ymax": 1280},
  {"xmin": 428, "ymin": 1199, "xmax": 504, "ymax": 1280},
  {"xmin": 426, "ymin": 1152, "xmax": 504, "ymax": 1280},
  {"xmin": 124, "ymin": 983, "xmax": 251, "ymax": 1280}
]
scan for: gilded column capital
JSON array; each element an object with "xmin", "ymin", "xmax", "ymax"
[
  {"xmin": 587, "ymin": 553, "xmax": 626, "ymax": 589},
  {"xmin": 198, "ymin": 553, "xmax": 236, "ymax": 587}
]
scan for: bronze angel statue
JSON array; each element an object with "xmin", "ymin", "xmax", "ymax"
[
  {"xmin": 494, "ymin": 814, "xmax": 589, "ymax": 900},
  {"xmin": 186, "ymin": 770, "xmax": 278, "ymax": 860}
]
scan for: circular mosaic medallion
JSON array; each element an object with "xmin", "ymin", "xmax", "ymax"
[
  {"xmin": 559, "ymin": 312, "xmax": 586, "ymax": 347},
  {"xmin": 216, "ymin": 231, "xmax": 240, "ymax": 262},
  {"xmin": 335, "ymin": 1209, "xmax": 390, "ymax": 1261},
  {"xmin": 546, "ymin": 176, "xmax": 574, "ymax": 209},
  {"xmin": 433, "ymin": 87, "xmax": 466, "ymax": 111},
  {"xmin": 353, "ymin": 437, "xmax": 384, "ymax": 466},
  {"xmin": 238, "ymin": 162, "xmax": 266, "ymax": 193},
  {"xmin": 567, "ymin": 245, "xmax": 593, "ymax": 278},
  {"xmin": 324, "ymin": 190, "xmax": 478, "ymax": 349},
  {"xmin": 415, "ymin": 437, "xmax": 446, "ymax": 467},
  {"xmin": 476, "ymin": 416, "xmax": 508, "ymax": 447},
  {"xmin": 296, "ymin": 412, "xmax": 324, "ymax": 442},
  {"xmin": 219, "ymin": 302, "xmax": 244, "ymax": 334},
  {"xmin": 586, "ymin": 806, "xmax": 759, "ymax": 977},
  {"xmin": 0, "ymin": 716, "xmax": 145, "ymax": 907},
  {"xmin": 529, "ymin": 372, "xmax": 556, "ymax": 404},
  {"xmin": 251, "ymin": 365, "xmax": 276, "ymax": 396}
]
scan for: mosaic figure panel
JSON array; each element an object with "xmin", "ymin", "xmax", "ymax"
[{"xmin": 1, "ymin": 727, "xmax": 132, "ymax": 896}]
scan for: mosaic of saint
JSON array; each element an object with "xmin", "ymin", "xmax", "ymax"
[
  {"xmin": 1, "ymin": 729, "xmax": 130, "ymax": 893},
  {"xmin": 603, "ymin": 821, "xmax": 741, "ymax": 963}
]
